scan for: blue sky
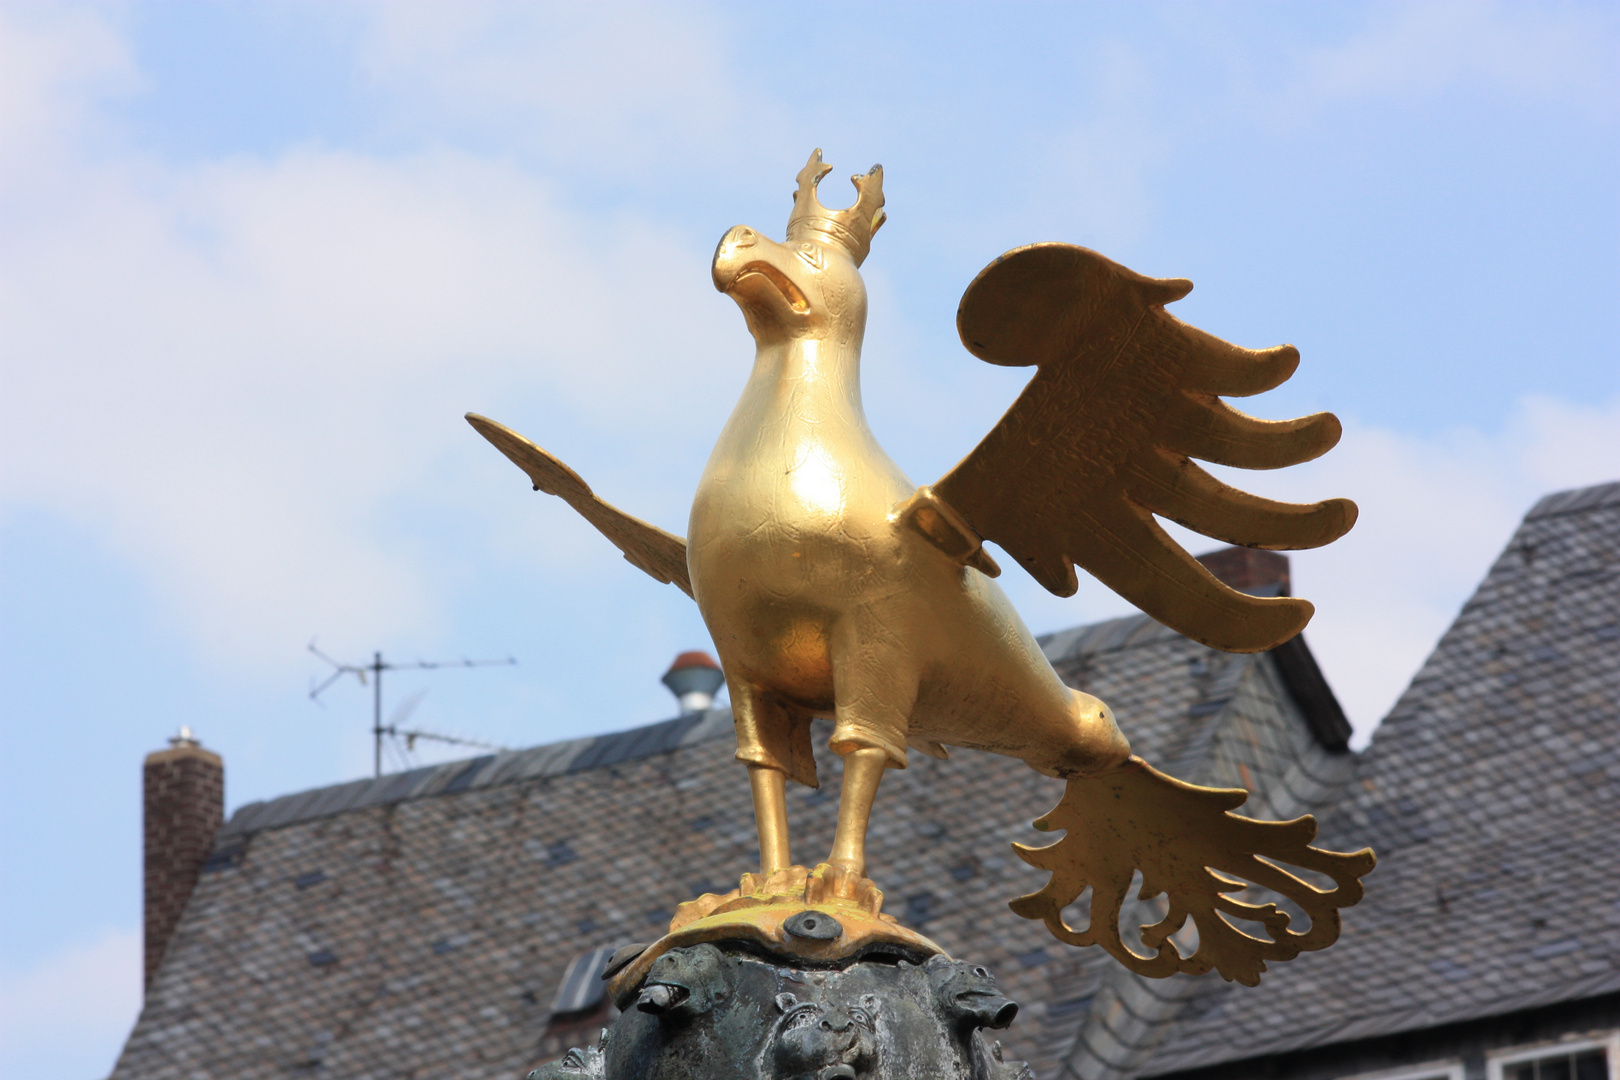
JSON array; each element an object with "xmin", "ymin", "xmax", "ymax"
[{"xmin": 1, "ymin": 3, "xmax": 1616, "ymax": 1076}]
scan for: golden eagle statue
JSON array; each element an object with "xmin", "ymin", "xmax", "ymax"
[{"xmin": 469, "ymin": 150, "xmax": 1374, "ymax": 989}]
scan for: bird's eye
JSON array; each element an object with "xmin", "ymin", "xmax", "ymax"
[{"xmin": 796, "ymin": 244, "xmax": 824, "ymax": 270}]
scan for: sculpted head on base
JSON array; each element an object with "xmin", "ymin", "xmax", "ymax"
[
  {"xmin": 770, "ymin": 991, "xmax": 879, "ymax": 1080},
  {"xmin": 530, "ymin": 941, "xmax": 1035, "ymax": 1080}
]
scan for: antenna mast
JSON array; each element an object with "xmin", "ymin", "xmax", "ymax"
[{"xmin": 308, "ymin": 643, "xmax": 518, "ymax": 777}]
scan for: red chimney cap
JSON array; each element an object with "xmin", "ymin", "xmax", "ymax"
[{"xmin": 666, "ymin": 650, "xmax": 720, "ymax": 673}]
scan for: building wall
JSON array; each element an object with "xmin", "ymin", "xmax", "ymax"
[{"xmin": 1142, "ymin": 994, "xmax": 1619, "ymax": 1080}]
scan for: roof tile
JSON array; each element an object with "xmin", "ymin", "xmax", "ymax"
[
  {"xmin": 114, "ymin": 557, "xmax": 1376, "ymax": 1079},
  {"xmin": 1141, "ymin": 482, "xmax": 1620, "ymax": 1075}
]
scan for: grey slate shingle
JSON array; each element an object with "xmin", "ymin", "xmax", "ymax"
[
  {"xmin": 114, "ymin": 587, "xmax": 1348, "ymax": 1079},
  {"xmin": 1139, "ymin": 482, "xmax": 1620, "ymax": 1076}
]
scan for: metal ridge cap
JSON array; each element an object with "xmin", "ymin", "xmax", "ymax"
[
  {"xmin": 1525, "ymin": 479, "xmax": 1620, "ymax": 521},
  {"xmin": 1038, "ymin": 612, "xmax": 1161, "ymax": 663},
  {"xmin": 215, "ymin": 708, "xmax": 740, "ymax": 837}
]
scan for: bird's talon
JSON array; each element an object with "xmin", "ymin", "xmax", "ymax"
[{"xmin": 806, "ymin": 863, "xmax": 885, "ymax": 913}]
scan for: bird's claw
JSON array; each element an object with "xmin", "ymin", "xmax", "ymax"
[{"xmin": 805, "ymin": 863, "xmax": 885, "ymax": 914}]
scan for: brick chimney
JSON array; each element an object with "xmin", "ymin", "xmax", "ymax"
[
  {"xmin": 1195, "ymin": 546, "xmax": 1291, "ymax": 597},
  {"xmin": 143, "ymin": 727, "xmax": 223, "ymax": 988}
]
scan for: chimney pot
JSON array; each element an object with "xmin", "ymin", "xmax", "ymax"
[
  {"xmin": 144, "ymin": 729, "xmax": 223, "ymax": 989},
  {"xmin": 662, "ymin": 651, "xmax": 724, "ymax": 715}
]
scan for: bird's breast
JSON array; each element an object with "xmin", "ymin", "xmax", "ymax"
[{"xmin": 687, "ymin": 428, "xmax": 917, "ymax": 678}]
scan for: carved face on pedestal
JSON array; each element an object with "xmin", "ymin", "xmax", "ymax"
[{"xmin": 769, "ymin": 992, "xmax": 879, "ymax": 1080}]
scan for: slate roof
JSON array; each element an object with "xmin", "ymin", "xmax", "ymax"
[
  {"xmin": 1140, "ymin": 481, "xmax": 1620, "ymax": 1076},
  {"xmin": 112, "ymin": 597, "xmax": 1349, "ymax": 1080}
]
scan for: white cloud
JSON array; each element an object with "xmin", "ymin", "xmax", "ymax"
[
  {"xmin": 0, "ymin": 4, "xmax": 136, "ymax": 179},
  {"xmin": 1223, "ymin": 394, "xmax": 1620, "ymax": 744},
  {"xmin": 0, "ymin": 928, "xmax": 140, "ymax": 1079},
  {"xmin": 3, "ymin": 0, "xmax": 1612, "ymax": 737},
  {"xmin": 353, "ymin": 1, "xmax": 752, "ymax": 173},
  {"xmin": 0, "ymin": 6, "xmax": 739, "ymax": 674}
]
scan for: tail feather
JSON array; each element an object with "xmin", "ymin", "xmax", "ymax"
[{"xmin": 1009, "ymin": 756, "xmax": 1375, "ymax": 986}]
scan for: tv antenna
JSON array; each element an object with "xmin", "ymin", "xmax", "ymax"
[{"xmin": 308, "ymin": 642, "xmax": 518, "ymax": 777}]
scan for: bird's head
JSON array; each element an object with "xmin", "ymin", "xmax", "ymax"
[{"xmin": 712, "ymin": 149, "xmax": 884, "ymax": 346}]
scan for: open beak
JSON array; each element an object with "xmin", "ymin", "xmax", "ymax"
[
  {"xmin": 712, "ymin": 226, "xmax": 809, "ymax": 313},
  {"xmin": 726, "ymin": 260, "xmax": 808, "ymax": 312}
]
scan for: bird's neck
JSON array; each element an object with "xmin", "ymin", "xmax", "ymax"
[
  {"xmin": 739, "ymin": 336, "xmax": 869, "ymax": 433},
  {"xmin": 697, "ymin": 327, "xmax": 915, "ymax": 526}
]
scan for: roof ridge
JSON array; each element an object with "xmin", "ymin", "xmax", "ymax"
[
  {"xmin": 218, "ymin": 709, "xmax": 733, "ymax": 839},
  {"xmin": 221, "ymin": 609, "xmax": 1187, "ymax": 841},
  {"xmin": 218, "ymin": 603, "xmax": 1339, "ymax": 841},
  {"xmin": 1524, "ymin": 478, "xmax": 1620, "ymax": 520}
]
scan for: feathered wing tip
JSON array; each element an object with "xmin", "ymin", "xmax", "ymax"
[
  {"xmin": 932, "ymin": 243, "xmax": 1359, "ymax": 654},
  {"xmin": 1008, "ymin": 757, "xmax": 1375, "ymax": 986},
  {"xmin": 466, "ymin": 412, "xmax": 593, "ymax": 502},
  {"xmin": 466, "ymin": 413, "xmax": 694, "ymax": 598}
]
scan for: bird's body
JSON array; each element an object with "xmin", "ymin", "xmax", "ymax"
[
  {"xmin": 469, "ymin": 149, "xmax": 1374, "ymax": 984},
  {"xmin": 688, "ymin": 249, "xmax": 1126, "ymax": 795}
]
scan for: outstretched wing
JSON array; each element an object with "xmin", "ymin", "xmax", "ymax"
[
  {"xmin": 928, "ymin": 243, "xmax": 1356, "ymax": 653},
  {"xmin": 466, "ymin": 413, "xmax": 692, "ymax": 598}
]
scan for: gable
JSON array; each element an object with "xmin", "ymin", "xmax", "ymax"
[{"xmin": 1141, "ymin": 482, "xmax": 1620, "ymax": 1076}]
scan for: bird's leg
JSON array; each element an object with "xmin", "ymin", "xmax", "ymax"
[
  {"xmin": 827, "ymin": 746, "xmax": 889, "ymax": 881},
  {"xmin": 816, "ymin": 625, "xmax": 915, "ymax": 903},
  {"xmin": 748, "ymin": 763, "xmax": 791, "ymax": 875},
  {"xmin": 728, "ymin": 676, "xmax": 811, "ymax": 883}
]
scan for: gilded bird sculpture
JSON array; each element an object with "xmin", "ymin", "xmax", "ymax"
[{"xmin": 469, "ymin": 150, "xmax": 1374, "ymax": 988}]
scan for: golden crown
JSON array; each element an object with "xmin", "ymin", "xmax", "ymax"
[{"xmin": 786, "ymin": 149, "xmax": 886, "ymax": 267}]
